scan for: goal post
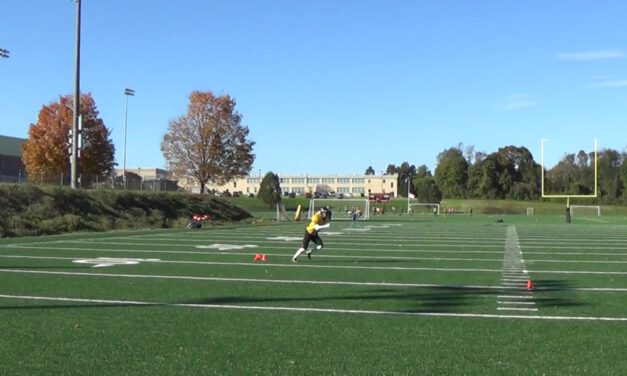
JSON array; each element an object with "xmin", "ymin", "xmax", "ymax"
[
  {"xmin": 308, "ymin": 199, "xmax": 370, "ymax": 220},
  {"xmin": 570, "ymin": 205, "xmax": 601, "ymax": 218},
  {"xmin": 408, "ymin": 203, "xmax": 440, "ymax": 215}
]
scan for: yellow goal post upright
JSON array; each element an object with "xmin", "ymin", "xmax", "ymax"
[{"xmin": 540, "ymin": 139, "xmax": 598, "ymax": 222}]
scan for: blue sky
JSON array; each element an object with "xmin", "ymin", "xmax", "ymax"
[{"xmin": 1, "ymin": 1, "xmax": 626, "ymax": 175}]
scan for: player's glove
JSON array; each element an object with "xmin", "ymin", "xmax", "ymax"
[{"xmin": 314, "ymin": 223, "xmax": 330, "ymax": 231}]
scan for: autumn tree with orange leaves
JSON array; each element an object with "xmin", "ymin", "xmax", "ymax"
[
  {"xmin": 21, "ymin": 93, "xmax": 116, "ymax": 185},
  {"xmin": 161, "ymin": 91, "xmax": 255, "ymax": 194}
]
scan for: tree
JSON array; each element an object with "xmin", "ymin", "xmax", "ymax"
[
  {"xmin": 414, "ymin": 176, "xmax": 441, "ymax": 203},
  {"xmin": 596, "ymin": 148, "xmax": 623, "ymax": 203},
  {"xmin": 257, "ymin": 172, "xmax": 282, "ymax": 209},
  {"xmin": 161, "ymin": 91, "xmax": 255, "ymax": 194},
  {"xmin": 434, "ymin": 146, "xmax": 468, "ymax": 198},
  {"xmin": 413, "ymin": 165, "xmax": 440, "ymax": 202},
  {"xmin": 21, "ymin": 93, "xmax": 115, "ymax": 185},
  {"xmin": 365, "ymin": 166, "xmax": 375, "ymax": 175}
]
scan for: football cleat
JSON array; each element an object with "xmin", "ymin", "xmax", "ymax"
[{"xmin": 306, "ymin": 249, "xmax": 312, "ymax": 259}]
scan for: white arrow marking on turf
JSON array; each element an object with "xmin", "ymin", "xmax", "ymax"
[{"xmin": 73, "ymin": 257, "xmax": 160, "ymax": 268}]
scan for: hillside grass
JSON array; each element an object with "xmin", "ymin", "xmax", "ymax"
[{"xmin": 0, "ymin": 183, "xmax": 253, "ymax": 238}]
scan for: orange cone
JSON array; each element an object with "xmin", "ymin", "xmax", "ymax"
[
  {"xmin": 261, "ymin": 254, "xmax": 268, "ymax": 261},
  {"xmin": 254, "ymin": 254, "xmax": 262, "ymax": 261},
  {"xmin": 526, "ymin": 279, "xmax": 533, "ymax": 290}
]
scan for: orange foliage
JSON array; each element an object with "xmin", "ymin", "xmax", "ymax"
[
  {"xmin": 21, "ymin": 93, "xmax": 115, "ymax": 184},
  {"xmin": 161, "ymin": 91, "xmax": 255, "ymax": 193}
]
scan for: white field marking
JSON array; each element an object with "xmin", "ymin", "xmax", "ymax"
[
  {"xmin": 498, "ymin": 301, "xmax": 536, "ymax": 305},
  {"xmin": 2, "ymin": 267, "xmax": 627, "ymax": 293},
  {"xmin": 195, "ymin": 244, "xmax": 258, "ymax": 251},
  {"xmin": 3, "ymin": 252, "xmax": 627, "ymax": 276},
  {"xmin": 497, "ymin": 295, "xmax": 534, "ymax": 299},
  {"xmin": 576, "ymin": 217, "xmax": 609, "ymax": 223},
  {"xmin": 525, "ymin": 251, "xmax": 627, "ymax": 256},
  {"xmin": 498, "ymin": 225, "xmax": 537, "ymax": 313},
  {"xmin": 39, "ymin": 241, "xmax": 511, "ymax": 255},
  {"xmin": 363, "ymin": 224, "xmax": 404, "ymax": 228},
  {"xmin": 135, "ymin": 236, "xmax": 507, "ymax": 247},
  {"xmin": 1, "ymin": 293, "xmax": 626, "ymax": 322},
  {"xmin": 518, "ymin": 245, "xmax": 627, "ymax": 251},
  {"xmin": 0, "ymin": 246, "xmax": 500, "ymax": 262},
  {"xmin": 497, "ymin": 307, "xmax": 538, "ymax": 312},
  {"xmin": 0, "ymin": 254, "xmax": 503, "ymax": 273},
  {"xmin": 266, "ymin": 236, "xmax": 301, "ymax": 241},
  {"xmin": 73, "ymin": 257, "xmax": 160, "ymax": 268},
  {"xmin": 0, "ymin": 268, "xmax": 499, "ymax": 289},
  {"xmin": 502, "ymin": 278, "xmax": 529, "ymax": 282}
]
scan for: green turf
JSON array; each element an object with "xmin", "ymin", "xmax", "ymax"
[{"xmin": 1, "ymin": 214, "xmax": 627, "ymax": 374}]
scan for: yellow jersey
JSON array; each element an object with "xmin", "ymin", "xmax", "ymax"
[{"xmin": 306, "ymin": 211, "xmax": 329, "ymax": 234}]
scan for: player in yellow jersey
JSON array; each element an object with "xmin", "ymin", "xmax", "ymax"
[{"xmin": 291, "ymin": 207, "xmax": 331, "ymax": 263}]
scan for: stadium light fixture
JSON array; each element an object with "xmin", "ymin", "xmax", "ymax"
[{"xmin": 123, "ymin": 88, "xmax": 135, "ymax": 188}]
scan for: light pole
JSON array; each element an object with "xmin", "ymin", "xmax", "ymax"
[
  {"xmin": 0, "ymin": 48, "xmax": 9, "ymax": 59},
  {"xmin": 123, "ymin": 88, "xmax": 135, "ymax": 189},
  {"xmin": 70, "ymin": 0, "xmax": 81, "ymax": 189},
  {"xmin": 406, "ymin": 176, "xmax": 411, "ymax": 212}
]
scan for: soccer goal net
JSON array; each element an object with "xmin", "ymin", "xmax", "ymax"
[
  {"xmin": 570, "ymin": 205, "xmax": 601, "ymax": 218},
  {"xmin": 408, "ymin": 203, "xmax": 440, "ymax": 215},
  {"xmin": 308, "ymin": 199, "xmax": 370, "ymax": 220}
]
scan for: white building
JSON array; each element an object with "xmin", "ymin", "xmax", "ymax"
[{"xmin": 200, "ymin": 173, "xmax": 399, "ymax": 197}]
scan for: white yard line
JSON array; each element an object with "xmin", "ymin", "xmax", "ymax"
[
  {"xmin": 1, "ymin": 293, "xmax": 625, "ymax": 322},
  {"xmin": 497, "ymin": 225, "xmax": 537, "ymax": 314}
]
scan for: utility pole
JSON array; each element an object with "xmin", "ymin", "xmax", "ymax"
[
  {"xmin": 71, "ymin": 0, "xmax": 82, "ymax": 189},
  {"xmin": 123, "ymin": 88, "xmax": 135, "ymax": 188}
]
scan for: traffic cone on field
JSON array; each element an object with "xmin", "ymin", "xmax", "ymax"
[
  {"xmin": 254, "ymin": 254, "xmax": 262, "ymax": 261},
  {"xmin": 526, "ymin": 279, "xmax": 533, "ymax": 290},
  {"xmin": 261, "ymin": 254, "xmax": 268, "ymax": 261}
]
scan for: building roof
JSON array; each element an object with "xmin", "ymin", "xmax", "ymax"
[{"xmin": 0, "ymin": 135, "xmax": 26, "ymax": 157}]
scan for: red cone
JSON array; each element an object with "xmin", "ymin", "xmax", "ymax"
[
  {"xmin": 253, "ymin": 254, "xmax": 262, "ymax": 261},
  {"xmin": 526, "ymin": 279, "xmax": 533, "ymax": 290},
  {"xmin": 261, "ymin": 254, "xmax": 268, "ymax": 261}
]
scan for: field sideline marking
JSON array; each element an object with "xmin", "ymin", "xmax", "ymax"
[
  {"xmin": 4, "ymin": 242, "xmax": 508, "ymax": 255},
  {"xmin": 1, "ymin": 268, "xmax": 627, "ymax": 292},
  {"xmin": 1, "ymin": 293, "xmax": 626, "ymax": 322},
  {"xmin": 3, "ymin": 253, "xmax": 627, "ymax": 275},
  {"xmin": 4, "ymin": 244, "xmax": 627, "ymax": 265}
]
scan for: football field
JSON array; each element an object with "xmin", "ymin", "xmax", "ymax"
[{"xmin": 1, "ymin": 214, "xmax": 626, "ymax": 374}]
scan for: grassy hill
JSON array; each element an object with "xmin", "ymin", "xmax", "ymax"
[{"xmin": 0, "ymin": 183, "xmax": 253, "ymax": 238}]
